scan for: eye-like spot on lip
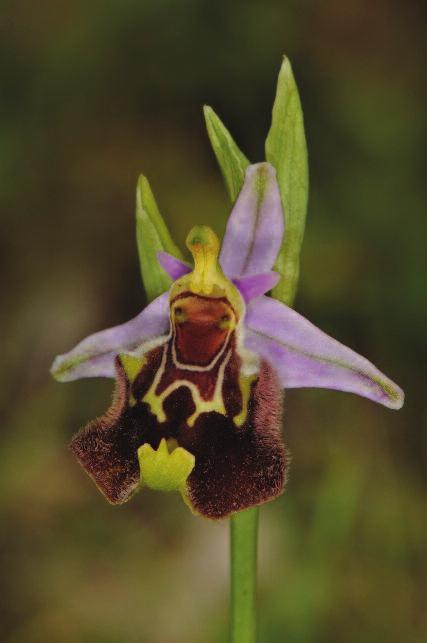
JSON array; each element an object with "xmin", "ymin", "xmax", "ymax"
[
  {"xmin": 173, "ymin": 305, "xmax": 187, "ymax": 324},
  {"xmin": 218, "ymin": 312, "xmax": 234, "ymax": 330}
]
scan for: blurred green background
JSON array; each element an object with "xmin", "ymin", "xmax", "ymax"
[{"xmin": 1, "ymin": 1, "xmax": 425, "ymax": 642}]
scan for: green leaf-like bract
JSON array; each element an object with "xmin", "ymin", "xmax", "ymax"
[
  {"xmin": 203, "ymin": 105, "xmax": 250, "ymax": 203},
  {"xmin": 265, "ymin": 57, "xmax": 309, "ymax": 307},
  {"xmin": 136, "ymin": 175, "xmax": 183, "ymax": 303}
]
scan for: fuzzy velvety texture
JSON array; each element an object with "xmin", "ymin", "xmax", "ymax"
[
  {"xmin": 184, "ymin": 362, "xmax": 287, "ymax": 519},
  {"xmin": 70, "ymin": 358, "xmax": 162, "ymax": 504},
  {"xmin": 70, "ymin": 344, "xmax": 287, "ymax": 518}
]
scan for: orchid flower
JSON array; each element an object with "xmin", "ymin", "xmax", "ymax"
[{"xmin": 51, "ymin": 162, "xmax": 403, "ymax": 519}]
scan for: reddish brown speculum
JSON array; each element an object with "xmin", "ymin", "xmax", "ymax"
[{"xmin": 171, "ymin": 294, "xmax": 236, "ymax": 366}]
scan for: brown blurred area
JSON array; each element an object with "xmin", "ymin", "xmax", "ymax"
[{"xmin": 0, "ymin": 1, "xmax": 425, "ymax": 642}]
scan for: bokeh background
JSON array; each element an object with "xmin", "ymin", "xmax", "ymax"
[{"xmin": 1, "ymin": 1, "xmax": 425, "ymax": 642}]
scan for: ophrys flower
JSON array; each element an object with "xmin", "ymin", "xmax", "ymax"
[{"xmin": 51, "ymin": 163, "xmax": 403, "ymax": 519}]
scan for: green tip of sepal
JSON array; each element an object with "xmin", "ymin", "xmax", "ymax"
[
  {"xmin": 203, "ymin": 105, "xmax": 250, "ymax": 203},
  {"xmin": 138, "ymin": 439, "xmax": 195, "ymax": 494},
  {"xmin": 49, "ymin": 353, "xmax": 86, "ymax": 382},
  {"xmin": 265, "ymin": 56, "xmax": 309, "ymax": 307},
  {"xmin": 372, "ymin": 374, "xmax": 405, "ymax": 410},
  {"xmin": 50, "ymin": 360, "xmax": 67, "ymax": 382},
  {"xmin": 136, "ymin": 174, "xmax": 183, "ymax": 303}
]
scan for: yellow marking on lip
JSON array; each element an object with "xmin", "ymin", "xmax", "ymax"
[
  {"xmin": 120, "ymin": 353, "xmax": 147, "ymax": 384},
  {"xmin": 132, "ymin": 324, "xmax": 260, "ymax": 430},
  {"xmin": 119, "ymin": 353, "xmax": 148, "ymax": 407},
  {"xmin": 142, "ymin": 345, "xmax": 232, "ymax": 427},
  {"xmin": 233, "ymin": 373, "xmax": 257, "ymax": 427}
]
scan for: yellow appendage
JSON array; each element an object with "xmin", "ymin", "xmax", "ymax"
[{"xmin": 138, "ymin": 438, "xmax": 195, "ymax": 493}]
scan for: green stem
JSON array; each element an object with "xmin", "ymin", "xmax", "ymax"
[{"xmin": 230, "ymin": 507, "xmax": 259, "ymax": 643}]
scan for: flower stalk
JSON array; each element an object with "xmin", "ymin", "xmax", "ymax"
[{"xmin": 230, "ymin": 508, "xmax": 259, "ymax": 643}]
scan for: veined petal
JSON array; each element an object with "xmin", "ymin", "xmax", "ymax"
[
  {"xmin": 157, "ymin": 251, "xmax": 191, "ymax": 280},
  {"xmin": 233, "ymin": 272, "xmax": 280, "ymax": 303},
  {"xmin": 51, "ymin": 293, "xmax": 170, "ymax": 382},
  {"xmin": 245, "ymin": 297, "xmax": 404, "ymax": 409},
  {"xmin": 219, "ymin": 163, "xmax": 285, "ymax": 278}
]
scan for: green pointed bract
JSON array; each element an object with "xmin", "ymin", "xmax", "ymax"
[
  {"xmin": 265, "ymin": 56, "xmax": 309, "ymax": 307},
  {"xmin": 203, "ymin": 105, "xmax": 250, "ymax": 203},
  {"xmin": 136, "ymin": 174, "xmax": 183, "ymax": 303}
]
